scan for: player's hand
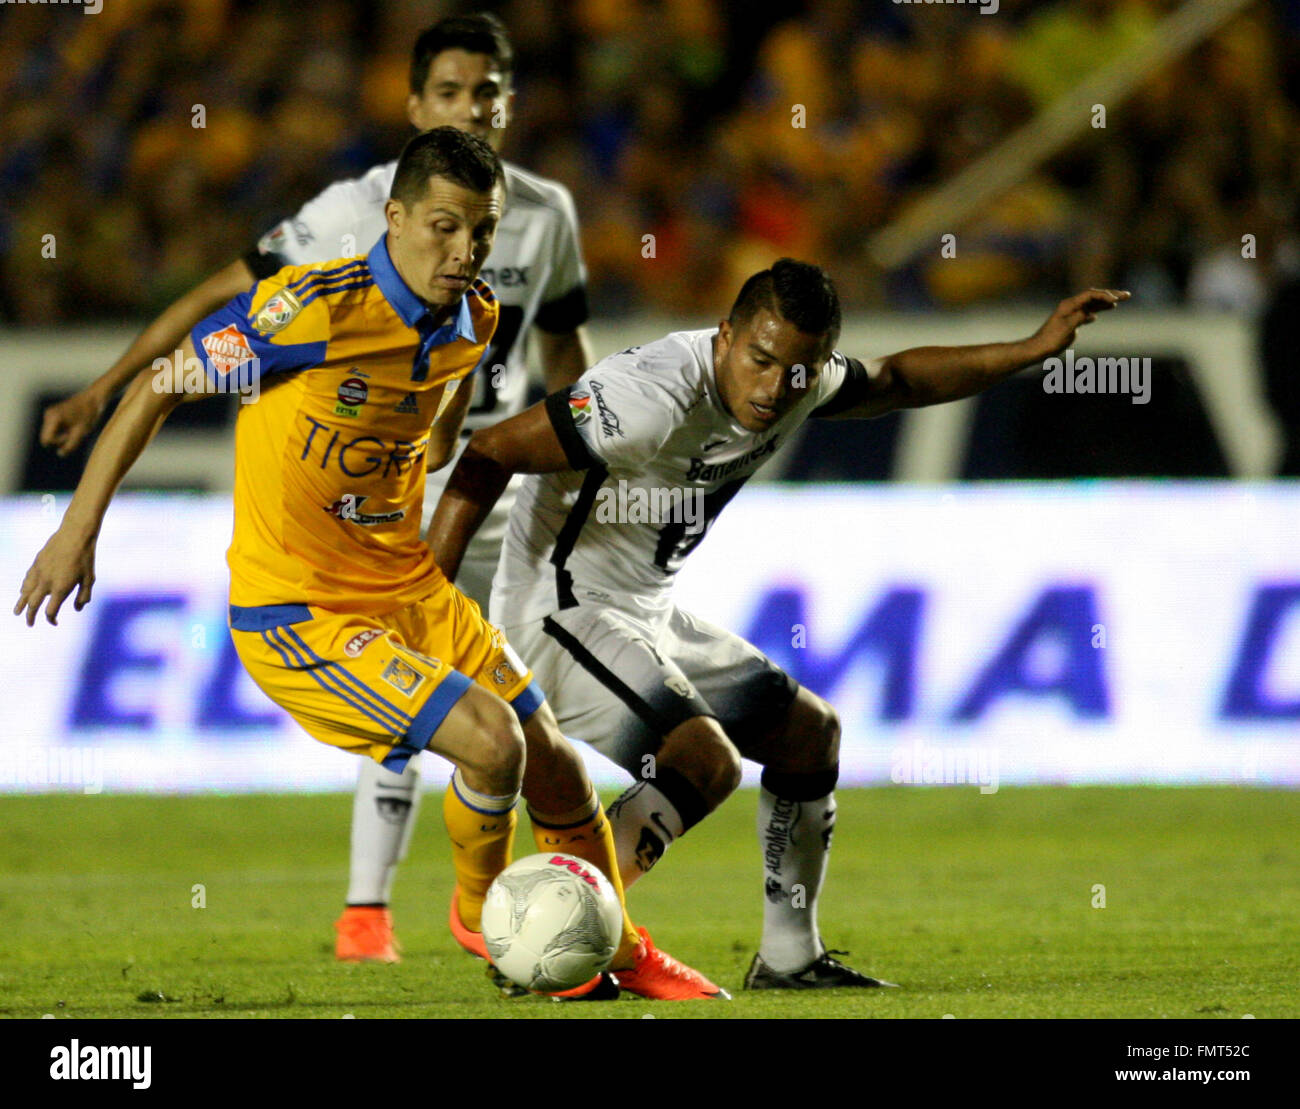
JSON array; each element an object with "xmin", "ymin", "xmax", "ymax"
[
  {"xmin": 13, "ymin": 530, "xmax": 96, "ymax": 627},
  {"xmin": 40, "ymin": 389, "xmax": 106, "ymax": 457},
  {"xmin": 1029, "ymin": 289, "xmax": 1130, "ymax": 359}
]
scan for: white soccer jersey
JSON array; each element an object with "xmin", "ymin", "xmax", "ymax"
[
  {"xmin": 252, "ymin": 159, "xmax": 589, "ymax": 433},
  {"xmin": 492, "ymin": 329, "xmax": 878, "ymax": 626}
]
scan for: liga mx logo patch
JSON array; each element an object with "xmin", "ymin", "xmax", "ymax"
[
  {"xmin": 253, "ymin": 288, "xmax": 303, "ymax": 334},
  {"xmin": 568, "ymin": 391, "xmax": 592, "ymax": 426}
]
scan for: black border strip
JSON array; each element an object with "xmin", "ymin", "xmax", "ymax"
[
  {"xmin": 548, "ymin": 463, "xmax": 608, "ymax": 609},
  {"xmin": 544, "ymin": 388, "xmax": 597, "ymax": 470},
  {"xmin": 534, "ymin": 284, "xmax": 590, "ymax": 333},
  {"xmin": 811, "ymin": 354, "xmax": 872, "ymax": 418},
  {"xmin": 243, "ymin": 246, "xmax": 286, "ymax": 280}
]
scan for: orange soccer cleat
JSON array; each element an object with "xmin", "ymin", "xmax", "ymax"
[
  {"xmin": 611, "ymin": 928, "xmax": 731, "ymax": 1001},
  {"xmin": 448, "ymin": 886, "xmax": 490, "ymax": 960},
  {"xmin": 334, "ymin": 906, "xmax": 400, "ymax": 964}
]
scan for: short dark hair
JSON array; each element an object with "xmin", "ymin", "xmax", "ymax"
[
  {"xmin": 729, "ymin": 259, "xmax": 842, "ymax": 346},
  {"xmin": 389, "ymin": 126, "xmax": 504, "ymax": 209},
  {"xmin": 410, "ymin": 12, "xmax": 514, "ymax": 95}
]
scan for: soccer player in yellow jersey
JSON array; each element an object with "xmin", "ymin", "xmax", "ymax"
[{"xmin": 15, "ymin": 126, "xmax": 726, "ymax": 1001}]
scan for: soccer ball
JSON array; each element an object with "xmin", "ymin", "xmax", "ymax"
[{"xmin": 480, "ymin": 853, "xmax": 622, "ymax": 993}]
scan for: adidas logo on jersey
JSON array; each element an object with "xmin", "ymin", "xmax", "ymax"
[{"xmin": 394, "ymin": 392, "xmax": 419, "ymax": 414}]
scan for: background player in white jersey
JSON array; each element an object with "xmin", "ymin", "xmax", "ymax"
[
  {"xmin": 36, "ymin": 15, "xmax": 601, "ymax": 968},
  {"xmin": 428, "ymin": 259, "xmax": 1129, "ymax": 988}
]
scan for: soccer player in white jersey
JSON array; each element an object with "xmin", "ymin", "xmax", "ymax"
[
  {"xmin": 428, "ymin": 260, "xmax": 1129, "ymax": 988},
  {"xmin": 37, "ymin": 16, "xmax": 723, "ymax": 997}
]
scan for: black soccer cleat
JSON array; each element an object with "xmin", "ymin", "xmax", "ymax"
[
  {"xmin": 486, "ymin": 964, "xmax": 622, "ymax": 1001},
  {"xmin": 743, "ymin": 950, "xmax": 899, "ymax": 990},
  {"xmin": 485, "ymin": 963, "xmax": 531, "ymax": 999},
  {"xmin": 551, "ymin": 971, "xmax": 622, "ymax": 1002}
]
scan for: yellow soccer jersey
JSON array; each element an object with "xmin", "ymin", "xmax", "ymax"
[{"xmin": 191, "ymin": 234, "xmax": 498, "ymax": 618}]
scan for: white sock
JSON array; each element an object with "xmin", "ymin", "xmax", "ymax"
[
  {"xmin": 346, "ymin": 758, "xmax": 421, "ymax": 905},
  {"xmin": 757, "ymin": 786, "xmax": 836, "ymax": 973},
  {"xmin": 606, "ymin": 780, "xmax": 686, "ymax": 890}
]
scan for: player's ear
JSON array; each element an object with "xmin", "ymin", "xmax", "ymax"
[
  {"xmin": 716, "ymin": 319, "xmax": 733, "ymax": 356},
  {"xmin": 385, "ymin": 198, "xmax": 405, "ymax": 237},
  {"xmin": 407, "ymin": 91, "xmax": 432, "ymax": 132}
]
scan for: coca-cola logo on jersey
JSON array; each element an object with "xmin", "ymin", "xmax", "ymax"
[{"xmin": 589, "ymin": 381, "xmax": 623, "ymax": 439}]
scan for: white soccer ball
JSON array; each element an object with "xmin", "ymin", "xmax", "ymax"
[{"xmin": 481, "ymin": 852, "xmax": 622, "ymax": 993}]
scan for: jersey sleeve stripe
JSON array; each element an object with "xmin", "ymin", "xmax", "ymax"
[
  {"xmin": 287, "ymin": 260, "xmax": 370, "ymax": 295},
  {"xmin": 289, "ymin": 270, "xmax": 372, "ymax": 301},
  {"xmin": 533, "ymin": 284, "xmax": 589, "ymax": 334},
  {"xmin": 545, "ymin": 388, "xmax": 597, "ymax": 470},
  {"xmin": 297, "ymin": 276, "xmax": 375, "ymax": 310},
  {"xmin": 291, "ymin": 271, "xmax": 372, "ymax": 301},
  {"xmin": 811, "ymin": 355, "xmax": 872, "ymax": 418}
]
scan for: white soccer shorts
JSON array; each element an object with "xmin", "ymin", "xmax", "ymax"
[{"xmin": 503, "ymin": 602, "xmax": 798, "ymax": 775}]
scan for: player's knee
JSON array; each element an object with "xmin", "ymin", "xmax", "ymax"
[
  {"xmin": 661, "ymin": 718, "xmax": 742, "ymax": 808},
  {"xmin": 521, "ymin": 708, "xmax": 591, "ymax": 811},
  {"xmin": 771, "ymin": 692, "xmax": 839, "ymax": 774},
  {"xmin": 464, "ymin": 699, "xmax": 526, "ymax": 794},
  {"xmin": 810, "ymin": 697, "xmax": 841, "ymax": 766}
]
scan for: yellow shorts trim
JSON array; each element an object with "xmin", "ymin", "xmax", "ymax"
[{"xmin": 230, "ymin": 583, "xmax": 541, "ymax": 767}]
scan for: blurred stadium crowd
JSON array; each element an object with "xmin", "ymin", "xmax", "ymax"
[{"xmin": 1, "ymin": 0, "xmax": 1298, "ymax": 324}]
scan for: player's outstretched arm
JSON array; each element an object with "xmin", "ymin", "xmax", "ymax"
[
  {"xmin": 15, "ymin": 338, "xmax": 204, "ymax": 626},
  {"xmin": 39, "ymin": 259, "xmax": 255, "ymax": 456},
  {"xmin": 826, "ymin": 289, "xmax": 1130, "ymax": 420},
  {"xmin": 427, "ymin": 399, "xmax": 572, "ymax": 582}
]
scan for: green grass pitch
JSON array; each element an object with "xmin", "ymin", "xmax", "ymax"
[{"xmin": 1, "ymin": 787, "xmax": 1295, "ymax": 1019}]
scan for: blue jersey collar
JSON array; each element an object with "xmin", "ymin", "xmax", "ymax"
[{"xmin": 368, "ymin": 234, "xmax": 476, "ymax": 343}]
